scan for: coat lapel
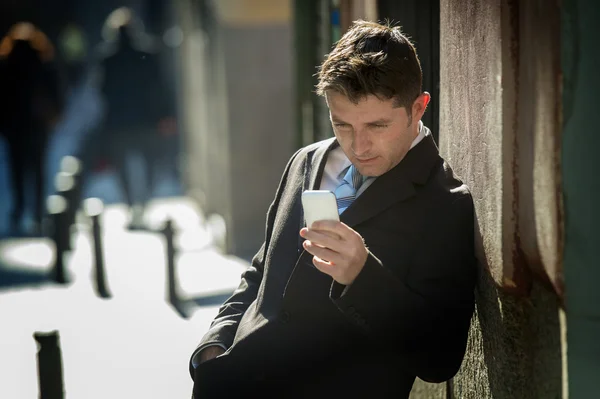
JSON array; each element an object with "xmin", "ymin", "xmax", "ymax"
[
  {"xmin": 308, "ymin": 138, "xmax": 338, "ymax": 190},
  {"xmin": 340, "ymin": 133, "xmax": 441, "ymax": 227},
  {"xmin": 290, "ymin": 137, "xmax": 340, "ymax": 292}
]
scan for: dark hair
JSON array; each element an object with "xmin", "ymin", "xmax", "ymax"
[{"xmin": 316, "ymin": 20, "xmax": 422, "ymax": 110}]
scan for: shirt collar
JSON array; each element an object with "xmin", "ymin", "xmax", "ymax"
[{"xmin": 410, "ymin": 120, "xmax": 426, "ymax": 149}]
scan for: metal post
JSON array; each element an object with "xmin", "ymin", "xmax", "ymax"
[
  {"xmin": 163, "ymin": 219, "xmax": 178, "ymax": 305},
  {"xmin": 84, "ymin": 198, "xmax": 110, "ymax": 299},
  {"xmin": 54, "ymin": 172, "xmax": 75, "ymax": 251},
  {"xmin": 34, "ymin": 330, "xmax": 64, "ymax": 399},
  {"xmin": 59, "ymin": 156, "xmax": 83, "ymax": 233},
  {"xmin": 46, "ymin": 195, "xmax": 68, "ymax": 284},
  {"xmin": 162, "ymin": 219, "xmax": 188, "ymax": 317}
]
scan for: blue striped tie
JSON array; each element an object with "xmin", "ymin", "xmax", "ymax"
[{"xmin": 335, "ymin": 165, "xmax": 364, "ymax": 214}]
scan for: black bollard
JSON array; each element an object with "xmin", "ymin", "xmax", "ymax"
[
  {"xmin": 59, "ymin": 156, "xmax": 82, "ymax": 229},
  {"xmin": 163, "ymin": 219, "xmax": 178, "ymax": 305},
  {"xmin": 54, "ymin": 172, "xmax": 75, "ymax": 251},
  {"xmin": 34, "ymin": 330, "xmax": 64, "ymax": 399},
  {"xmin": 46, "ymin": 195, "xmax": 68, "ymax": 284},
  {"xmin": 84, "ymin": 198, "xmax": 110, "ymax": 299},
  {"xmin": 162, "ymin": 219, "xmax": 187, "ymax": 317}
]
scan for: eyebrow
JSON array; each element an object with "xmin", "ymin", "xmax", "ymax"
[
  {"xmin": 330, "ymin": 116, "xmax": 393, "ymax": 125},
  {"xmin": 366, "ymin": 118, "xmax": 393, "ymax": 125}
]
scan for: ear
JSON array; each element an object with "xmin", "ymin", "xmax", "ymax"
[{"xmin": 412, "ymin": 92, "xmax": 431, "ymax": 121}]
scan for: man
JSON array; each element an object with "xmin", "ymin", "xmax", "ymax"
[
  {"xmin": 86, "ymin": 7, "xmax": 175, "ymax": 230},
  {"xmin": 0, "ymin": 22, "xmax": 64, "ymax": 235},
  {"xmin": 190, "ymin": 20, "xmax": 476, "ymax": 398}
]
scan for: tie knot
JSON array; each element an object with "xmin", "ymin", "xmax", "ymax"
[
  {"xmin": 346, "ymin": 165, "xmax": 364, "ymax": 191},
  {"xmin": 335, "ymin": 165, "xmax": 362, "ymax": 214}
]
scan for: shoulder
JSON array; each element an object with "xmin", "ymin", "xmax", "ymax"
[
  {"xmin": 286, "ymin": 137, "xmax": 336, "ymax": 166},
  {"xmin": 425, "ymin": 157, "xmax": 474, "ymax": 214},
  {"xmin": 300, "ymin": 137, "xmax": 336, "ymax": 155}
]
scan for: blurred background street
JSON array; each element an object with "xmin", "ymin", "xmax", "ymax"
[{"xmin": 0, "ymin": 199, "xmax": 248, "ymax": 398}]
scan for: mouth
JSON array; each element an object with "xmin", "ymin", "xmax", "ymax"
[{"xmin": 355, "ymin": 156, "xmax": 378, "ymax": 164}]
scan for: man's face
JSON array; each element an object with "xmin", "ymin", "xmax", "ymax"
[{"xmin": 326, "ymin": 92, "xmax": 429, "ymax": 177}]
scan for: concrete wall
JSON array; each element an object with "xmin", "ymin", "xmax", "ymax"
[
  {"xmin": 408, "ymin": 0, "xmax": 568, "ymax": 397},
  {"xmin": 178, "ymin": 0, "xmax": 224, "ymax": 218},
  {"xmin": 220, "ymin": 23, "xmax": 295, "ymax": 258},
  {"xmin": 179, "ymin": 0, "xmax": 295, "ymax": 259}
]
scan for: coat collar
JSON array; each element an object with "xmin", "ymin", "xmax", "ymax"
[
  {"xmin": 307, "ymin": 137, "xmax": 338, "ymax": 191},
  {"xmin": 306, "ymin": 132, "xmax": 441, "ymax": 227}
]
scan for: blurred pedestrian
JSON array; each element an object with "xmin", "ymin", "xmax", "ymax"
[
  {"xmin": 0, "ymin": 22, "xmax": 64, "ymax": 235},
  {"xmin": 91, "ymin": 7, "xmax": 175, "ymax": 230}
]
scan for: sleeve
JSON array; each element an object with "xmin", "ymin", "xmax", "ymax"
[
  {"xmin": 329, "ymin": 193, "xmax": 477, "ymax": 382},
  {"xmin": 189, "ymin": 147, "xmax": 303, "ymax": 378},
  {"xmin": 190, "ymin": 343, "xmax": 228, "ymax": 369}
]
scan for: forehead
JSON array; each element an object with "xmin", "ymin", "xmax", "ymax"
[{"xmin": 326, "ymin": 92, "xmax": 407, "ymax": 121}]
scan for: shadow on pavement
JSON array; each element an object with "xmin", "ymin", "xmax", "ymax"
[
  {"xmin": 0, "ymin": 237, "xmax": 55, "ymax": 289},
  {"xmin": 0, "ymin": 261, "xmax": 50, "ymax": 288}
]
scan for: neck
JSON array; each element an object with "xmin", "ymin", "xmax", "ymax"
[{"xmin": 409, "ymin": 119, "xmax": 421, "ymax": 141}]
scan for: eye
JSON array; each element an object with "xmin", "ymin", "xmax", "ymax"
[
  {"xmin": 373, "ymin": 124, "xmax": 388, "ymax": 129},
  {"xmin": 333, "ymin": 123, "xmax": 350, "ymax": 128}
]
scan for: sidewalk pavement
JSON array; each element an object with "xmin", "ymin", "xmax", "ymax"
[{"xmin": 0, "ymin": 197, "xmax": 249, "ymax": 398}]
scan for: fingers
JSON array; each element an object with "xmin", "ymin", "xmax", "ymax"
[
  {"xmin": 312, "ymin": 255, "xmax": 337, "ymax": 275},
  {"xmin": 301, "ymin": 228, "xmax": 343, "ymax": 251},
  {"xmin": 302, "ymin": 240, "xmax": 342, "ymax": 264},
  {"xmin": 309, "ymin": 220, "xmax": 350, "ymax": 238},
  {"xmin": 300, "ymin": 221, "xmax": 367, "ymax": 286}
]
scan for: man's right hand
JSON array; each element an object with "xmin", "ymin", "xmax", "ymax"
[{"xmin": 198, "ymin": 345, "xmax": 226, "ymax": 364}]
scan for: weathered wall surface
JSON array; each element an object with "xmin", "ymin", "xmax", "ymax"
[
  {"xmin": 440, "ymin": 0, "xmax": 524, "ymax": 294},
  {"xmin": 409, "ymin": 380, "xmax": 445, "ymax": 399},
  {"xmin": 407, "ymin": 0, "xmax": 568, "ymax": 397},
  {"xmin": 452, "ymin": 277, "xmax": 564, "ymax": 398}
]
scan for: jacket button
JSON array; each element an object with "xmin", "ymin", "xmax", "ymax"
[
  {"xmin": 347, "ymin": 306, "xmax": 356, "ymax": 315},
  {"xmin": 279, "ymin": 310, "xmax": 290, "ymax": 324}
]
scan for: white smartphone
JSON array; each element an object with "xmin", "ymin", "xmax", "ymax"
[{"xmin": 301, "ymin": 190, "xmax": 339, "ymax": 227}]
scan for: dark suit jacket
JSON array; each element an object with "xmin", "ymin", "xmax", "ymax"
[{"xmin": 191, "ymin": 132, "xmax": 477, "ymax": 398}]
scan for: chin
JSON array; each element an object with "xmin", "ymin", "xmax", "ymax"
[{"xmin": 357, "ymin": 164, "xmax": 385, "ymax": 178}]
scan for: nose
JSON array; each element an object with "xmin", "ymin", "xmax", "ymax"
[{"xmin": 351, "ymin": 130, "xmax": 372, "ymax": 157}]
